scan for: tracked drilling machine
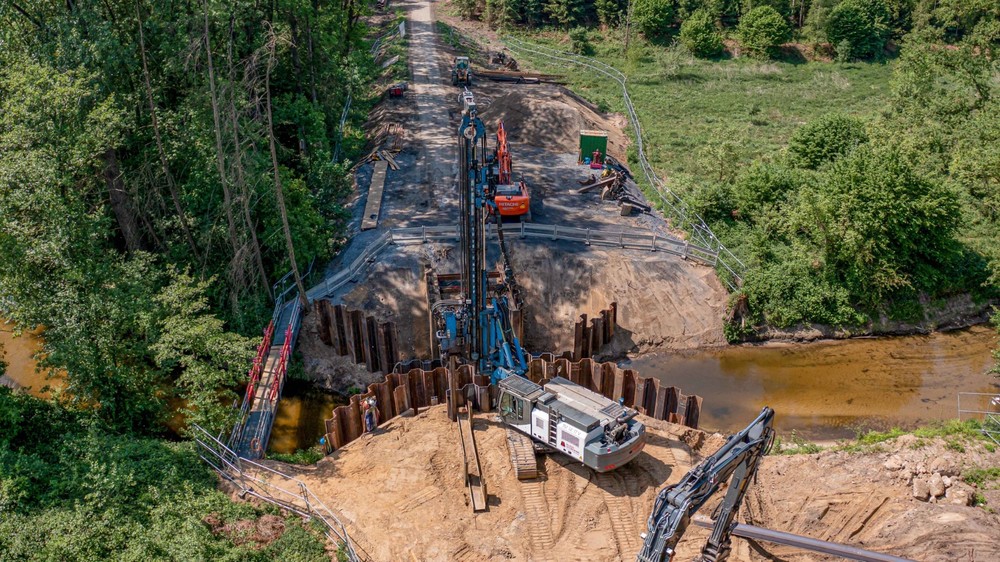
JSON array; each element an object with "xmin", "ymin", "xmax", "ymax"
[{"xmin": 434, "ymin": 90, "xmax": 645, "ymax": 472}]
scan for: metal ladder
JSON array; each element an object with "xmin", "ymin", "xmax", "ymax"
[{"xmin": 547, "ymin": 410, "xmax": 560, "ymax": 445}]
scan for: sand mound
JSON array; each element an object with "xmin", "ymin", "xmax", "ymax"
[
  {"xmin": 480, "ymin": 85, "xmax": 630, "ymax": 160},
  {"xmin": 261, "ymin": 406, "xmax": 1000, "ymax": 562}
]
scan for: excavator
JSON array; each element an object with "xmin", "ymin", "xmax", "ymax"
[
  {"xmin": 487, "ymin": 122, "xmax": 531, "ymax": 221},
  {"xmin": 637, "ymin": 407, "xmax": 912, "ymax": 562},
  {"xmin": 436, "ymin": 90, "xmax": 645, "ymax": 473}
]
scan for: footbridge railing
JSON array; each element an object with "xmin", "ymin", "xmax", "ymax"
[
  {"xmin": 192, "ymin": 424, "xmax": 367, "ymax": 562},
  {"xmin": 306, "ymin": 222, "xmax": 718, "ymax": 301},
  {"xmin": 502, "ymin": 36, "xmax": 747, "ymax": 290}
]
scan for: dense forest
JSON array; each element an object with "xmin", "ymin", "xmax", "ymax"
[
  {"xmin": 0, "ymin": 1, "xmax": 376, "ymax": 557},
  {"xmin": 457, "ymin": 0, "xmax": 1000, "ymax": 332}
]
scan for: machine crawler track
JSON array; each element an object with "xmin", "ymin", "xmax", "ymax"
[{"xmin": 505, "ymin": 427, "xmax": 538, "ymax": 480}]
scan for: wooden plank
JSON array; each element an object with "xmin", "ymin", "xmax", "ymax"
[{"xmin": 362, "ymin": 160, "xmax": 388, "ymax": 230}]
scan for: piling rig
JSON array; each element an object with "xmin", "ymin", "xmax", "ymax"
[{"xmin": 434, "ymin": 90, "xmax": 646, "ymax": 473}]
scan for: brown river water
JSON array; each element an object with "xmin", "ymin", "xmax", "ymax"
[
  {"xmin": 4, "ymin": 316, "xmax": 997, "ymax": 449},
  {"xmin": 626, "ymin": 325, "xmax": 1000, "ymax": 440}
]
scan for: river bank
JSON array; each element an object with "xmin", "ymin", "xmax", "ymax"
[{"xmin": 746, "ymin": 294, "xmax": 997, "ymax": 343}]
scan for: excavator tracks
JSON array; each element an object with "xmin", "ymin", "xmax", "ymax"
[
  {"xmin": 505, "ymin": 427, "xmax": 538, "ymax": 480},
  {"xmin": 597, "ymin": 472, "xmax": 641, "ymax": 556},
  {"xmin": 519, "ymin": 479, "xmax": 555, "ymax": 556}
]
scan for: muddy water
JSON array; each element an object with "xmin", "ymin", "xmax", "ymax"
[
  {"xmin": 626, "ymin": 326, "xmax": 999, "ymax": 440},
  {"xmin": 0, "ymin": 319, "xmax": 52, "ymax": 397},
  {"xmin": 268, "ymin": 379, "xmax": 346, "ymax": 454}
]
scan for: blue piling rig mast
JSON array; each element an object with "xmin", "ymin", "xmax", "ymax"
[{"xmin": 439, "ymin": 90, "xmax": 528, "ymax": 384}]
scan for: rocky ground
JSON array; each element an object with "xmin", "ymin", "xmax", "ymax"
[{"xmin": 262, "ymin": 406, "xmax": 1000, "ymax": 561}]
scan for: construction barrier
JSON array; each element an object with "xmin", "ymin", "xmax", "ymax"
[
  {"xmin": 314, "ymin": 300, "xmax": 399, "ymax": 374},
  {"xmin": 324, "ymin": 356, "xmax": 702, "ymax": 451}
]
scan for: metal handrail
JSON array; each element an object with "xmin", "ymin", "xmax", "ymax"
[
  {"xmin": 192, "ymin": 424, "xmax": 366, "ymax": 561},
  {"xmin": 305, "ymin": 221, "xmax": 718, "ymax": 301},
  {"xmin": 502, "ymin": 36, "xmax": 746, "ymax": 290}
]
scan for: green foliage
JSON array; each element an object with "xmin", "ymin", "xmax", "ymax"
[
  {"xmin": 737, "ymin": 6, "xmax": 792, "ymax": 59},
  {"xmin": 633, "ymin": 0, "xmax": 677, "ymax": 40},
  {"xmin": 730, "ymin": 161, "xmax": 803, "ymax": 221},
  {"xmin": 595, "ymin": 0, "xmax": 627, "ymax": 27},
  {"xmin": 964, "ymin": 467, "xmax": 1000, "ymax": 487},
  {"xmin": 268, "ymin": 447, "xmax": 325, "ymax": 465},
  {"xmin": 569, "ymin": 27, "xmax": 595, "ymax": 54},
  {"xmin": 545, "ymin": 0, "xmax": 585, "ymax": 28},
  {"xmin": 0, "ymin": 389, "xmax": 328, "ymax": 560},
  {"xmin": 807, "ymin": 146, "xmax": 961, "ymax": 307},
  {"xmin": 826, "ymin": 0, "xmax": 892, "ymax": 61},
  {"xmin": 789, "ymin": 114, "xmax": 869, "ymax": 169},
  {"xmin": 152, "ymin": 270, "xmax": 257, "ymax": 435},
  {"xmin": 680, "ymin": 10, "xmax": 725, "ymax": 57},
  {"xmin": 773, "ymin": 431, "xmax": 824, "ymax": 455}
]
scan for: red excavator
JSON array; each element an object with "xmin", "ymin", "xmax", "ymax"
[{"xmin": 489, "ymin": 122, "xmax": 531, "ymax": 221}]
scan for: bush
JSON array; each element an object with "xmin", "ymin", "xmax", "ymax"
[
  {"xmin": 568, "ymin": 27, "xmax": 593, "ymax": 55},
  {"xmin": 633, "ymin": 0, "xmax": 676, "ymax": 41},
  {"xmin": 826, "ymin": 0, "xmax": 891, "ymax": 60},
  {"xmin": 737, "ymin": 6, "xmax": 792, "ymax": 59},
  {"xmin": 731, "ymin": 162, "xmax": 803, "ymax": 221},
  {"xmin": 810, "ymin": 146, "xmax": 961, "ymax": 306},
  {"xmin": 788, "ymin": 114, "xmax": 869, "ymax": 169},
  {"xmin": 680, "ymin": 10, "xmax": 724, "ymax": 58}
]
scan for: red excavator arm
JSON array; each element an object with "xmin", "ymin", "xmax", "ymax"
[{"xmin": 497, "ymin": 121, "xmax": 512, "ymax": 185}]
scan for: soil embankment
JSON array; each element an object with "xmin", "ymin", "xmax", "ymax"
[{"xmin": 266, "ymin": 406, "xmax": 1000, "ymax": 561}]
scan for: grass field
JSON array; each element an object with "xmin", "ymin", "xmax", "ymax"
[{"xmin": 511, "ymin": 31, "xmax": 895, "ymax": 193}]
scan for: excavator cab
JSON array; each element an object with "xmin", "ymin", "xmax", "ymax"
[{"xmin": 451, "ymin": 56, "xmax": 472, "ymax": 86}]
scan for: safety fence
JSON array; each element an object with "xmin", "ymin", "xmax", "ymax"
[
  {"xmin": 192, "ymin": 424, "xmax": 366, "ymax": 562},
  {"xmin": 324, "ymin": 355, "xmax": 702, "ymax": 451},
  {"xmin": 957, "ymin": 392, "xmax": 1000, "ymax": 445},
  {"xmin": 306, "ymin": 221, "xmax": 718, "ymax": 301},
  {"xmin": 503, "ymin": 36, "xmax": 747, "ymax": 290}
]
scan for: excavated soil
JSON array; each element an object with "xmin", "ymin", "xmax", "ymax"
[{"xmin": 265, "ymin": 407, "xmax": 1000, "ymax": 561}]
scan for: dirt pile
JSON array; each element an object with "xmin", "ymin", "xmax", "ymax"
[
  {"xmin": 264, "ymin": 408, "xmax": 1000, "ymax": 562},
  {"xmin": 479, "ymin": 85, "xmax": 630, "ymax": 160},
  {"xmin": 508, "ymin": 241, "xmax": 728, "ymax": 355},
  {"xmin": 750, "ymin": 436, "xmax": 1000, "ymax": 561}
]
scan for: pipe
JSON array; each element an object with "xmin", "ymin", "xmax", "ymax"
[{"xmin": 691, "ymin": 516, "xmax": 915, "ymax": 562}]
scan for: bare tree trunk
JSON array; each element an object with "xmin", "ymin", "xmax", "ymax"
[
  {"xmin": 102, "ymin": 148, "xmax": 144, "ymax": 252},
  {"xmin": 202, "ymin": 0, "xmax": 246, "ymax": 303},
  {"xmin": 306, "ymin": 11, "xmax": 318, "ymax": 105},
  {"xmin": 138, "ymin": 2, "xmax": 202, "ymax": 263},
  {"xmin": 203, "ymin": 0, "xmax": 238, "ymax": 254},
  {"xmin": 228, "ymin": 13, "xmax": 271, "ymax": 296},
  {"xmin": 264, "ymin": 28, "xmax": 309, "ymax": 308}
]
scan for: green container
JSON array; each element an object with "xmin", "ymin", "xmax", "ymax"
[{"xmin": 579, "ymin": 130, "xmax": 609, "ymax": 164}]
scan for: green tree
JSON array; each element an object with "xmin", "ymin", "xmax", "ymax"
[
  {"xmin": 826, "ymin": 0, "xmax": 891, "ymax": 60},
  {"xmin": 633, "ymin": 0, "xmax": 677, "ymax": 40},
  {"xmin": 737, "ymin": 6, "xmax": 792, "ymax": 58},
  {"xmin": 596, "ymin": 0, "xmax": 627, "ymax": 27},
  {"xmin": 152, "ymin": 270, "xmax": 257, "ymax": 434},
  {"xmin": 789, "ymin": 114, "xmax": 869, "ymax": 169},
  {"xmin": 804, "ymin": 146, "xmax": 961, "ymax": 305},
  {"xmin": 680, "ymin": 9, "xmax": 725, "ymax": 57},
  {"xmin": 545, "ymin": 0, "xmax": 585, "ymax": 28}
]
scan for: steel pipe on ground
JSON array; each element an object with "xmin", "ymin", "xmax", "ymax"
[{"xmin": 692, "ymin": 516, "xmax": 915, "ymax": 562}]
